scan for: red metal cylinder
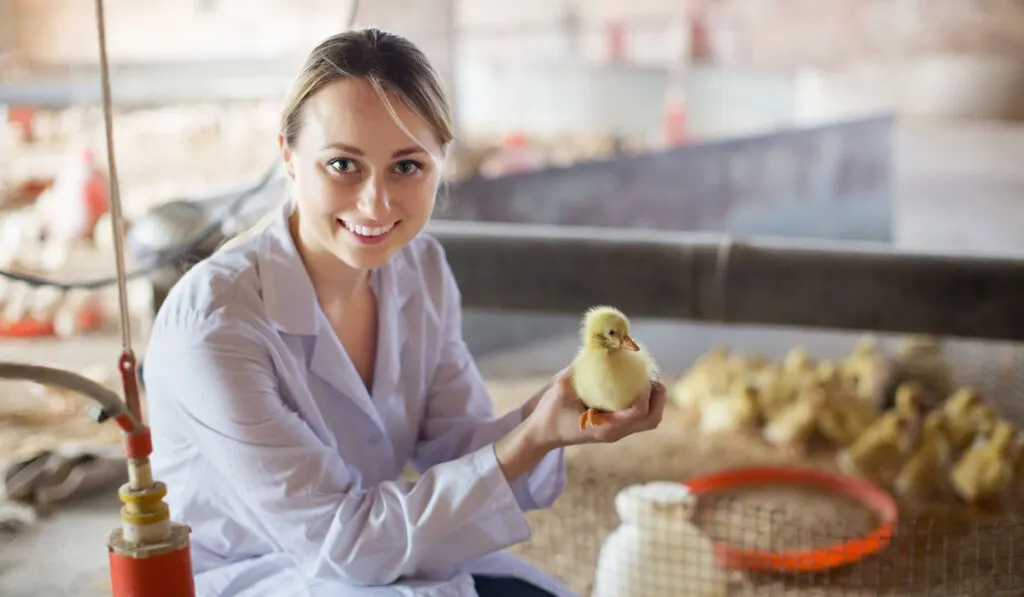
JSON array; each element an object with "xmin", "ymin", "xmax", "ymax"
[{"xmin": 108, "ymin": 540, "xmax": 195, "ymax": 597}]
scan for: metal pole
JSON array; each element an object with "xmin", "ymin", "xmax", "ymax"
[
  {"xmin": 426, "ymin": 221, "xmax": 1024, "ymax": 342},
  {"xmin": 92, "ymin": 2, "xmax": 195, "ymax": 595}
]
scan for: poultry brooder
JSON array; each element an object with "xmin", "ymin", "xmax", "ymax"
[
  {"xmin": 1, "ymin": 13, "xmax": 1019, "ymax": 596},
  {"xmin": 7, "ymin": 204, "xmax": 1024, "ymax": 596},
  {"xmin": 435, "ymin": 224, "xmax": 1024, "ymax": 597}
]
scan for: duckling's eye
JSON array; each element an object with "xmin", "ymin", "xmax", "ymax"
[{"xmin": 608, "ymin": 330, "xmax": 616, "ymax": 336}]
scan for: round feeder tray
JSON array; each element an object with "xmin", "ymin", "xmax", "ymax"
[{"xmin": 683, "ymin": 466, "xmax": 898, "ymax": 573}]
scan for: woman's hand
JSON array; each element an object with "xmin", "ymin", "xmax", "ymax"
[
  {"xmin": 495, "ymin": 368, "xmax": 666, "ymax": 483},
  {"xmin": 523, "ymin": 367, "xmax": 667, "ymax": 451}
]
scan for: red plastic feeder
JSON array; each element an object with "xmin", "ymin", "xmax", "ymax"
[
  {"xmin": 683, "ymin": 466, "xmax": 899, "ymax": 573},
  {"xmin": 0, "ymin": 304, "xmax": 104, "ymax": 338}
]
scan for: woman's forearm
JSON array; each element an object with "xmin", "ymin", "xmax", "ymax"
[{"xmin": 494, "ymin": 419, "xmax": 551, "ymax": 483}]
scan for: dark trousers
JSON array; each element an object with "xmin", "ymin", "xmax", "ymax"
[{"xmin": 471, "ymin": 575, "xmax": 558, "ymax": 597}]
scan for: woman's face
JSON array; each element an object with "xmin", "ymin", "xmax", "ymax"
[{"xmin": 281, "ymin": 78, "xmax": 444, "ymax": 272}]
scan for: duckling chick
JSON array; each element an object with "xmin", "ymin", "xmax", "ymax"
[
  {"xmin": 893, "ymin": 411, "xmax": 955, "ymax": 505},
  {"xmin": 669, "ymin": 345, "xmax": 730, "ymax": 420},
  {"xmin": 837, "ymin": 411, "xmax": 917, "ymax": 486},
  {"xmin": 942, "ymin": 388, "xmax": 992, "ymax": 454},
  {"xmin": 816, "ymin": 385, "xmax": 879, "ymax": 448},
  {"xmin": 971, "ymin": 404, "xmax": 999, "ymax": 436},
  {"xmin": 944, "ymin": 387, "xmax": 982, "ymax": 418},
  {"xmin": 772, "ymin": 347, "xmax": 817, "ymax": 408},
  {"xmin": 812, "ymin": 360, "xmax": 844, "ymax": 394},
  {"xmin": 880, "ymin": 335, "xmax": 953, "ymax": 412},
  {"xmin": 892, "ymin": 380, "xmax": 926, "ymax": 442},
  {"xmin": 699, "ymin": 380, "xmax": 761, "ymax": 440},
  {"xmin": 783, "ymin": 346, "xmax": 815, "ymax": 375},
  {"xmin": 841, "ymin": 334, "xmax": 887, "ymax": 401},
  {"xmin": 748, "ymin": 364, "xmax": 792, "ymax": 421},
  {"xmin": 951, "ymin": 421, "xmax": 1018, "ymax": 520},
  {"xmin": 727, "ymin": 352, "xmax": 770, "ymax": 377},
  {"xmin": 854, "ymin": 334, "xmax": 879, "ymax": 355},
  {"xmin": 763, "ymin": 384, "xmax": 827, "ymax": 458},
  {"xmin": 572, "ymin": 306, "xmax": 659, "ymax": 430}
]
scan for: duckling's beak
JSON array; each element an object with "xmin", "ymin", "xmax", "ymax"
[{"xmin": 621, "ymin": 335, "xmax": 639, "ymax": 351}]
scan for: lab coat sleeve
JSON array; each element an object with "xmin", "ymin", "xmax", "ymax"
[
  {"xmin": 411, "ymin": 256, "xmax": 567, "ymax": 512},
  {"xmin": 144, "ymin": 313, "xmax": 533, "ymax": 587}
]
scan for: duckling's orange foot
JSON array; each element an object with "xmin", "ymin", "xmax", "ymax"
[{"xmin": 580, "ymin": 408, "xmax": 609, "ymax": 430}]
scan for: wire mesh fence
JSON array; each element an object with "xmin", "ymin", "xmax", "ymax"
[
  {"xmin": 590, "ymin": 490, "xmax": 1024, "ymax": 597},
  {"xmin": 509, "ymin": 471, "xmax": 1024, "ymax": 596},
  {"xmin": 489, "ymin": 329, "xmax": 1024, "ymax": 596}
]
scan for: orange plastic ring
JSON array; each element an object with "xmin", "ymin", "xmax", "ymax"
[{"xmin": 683, "ymin": 466, "xmax": 899, "ymax": 573}]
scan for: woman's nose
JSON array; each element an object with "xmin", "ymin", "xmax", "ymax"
[{"xmin": 357, "ymin": 174, "xmax": 391, "ymax": 218}]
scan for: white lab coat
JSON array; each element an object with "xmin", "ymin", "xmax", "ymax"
[{"xmin": 142, "ymin": 203, "xmax": 576, "ymax": 597}]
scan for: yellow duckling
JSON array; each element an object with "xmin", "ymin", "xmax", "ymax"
[
  {"xmin": 572, "ymin": 306, "xmax": 659, "ymax": 429},
  {"xmin": 698, "ymin": 380, "xmax": 761, "ymax": 439},
  {"xmin": 841, "ymin": 334, "xmax": 886, "ymax": 400},
  {"xmin": 893, "ymin": 410, "xmax": 954, "ymax": 505},
  {"xmin": 816, "ymin": 390, "xmax": 878, "ymax": 448},
  {"xmin": 891, "ymin": 380, "xmax": 926, "ymax": 441},
  {"xmin": 783, "ymin": 346, "xmax": 815, "ymax": 375},
  {"xmin": 942, "ymin": 388, "xmax": 993, "ymax": 454},
  {"xmin": 836, "ymin": 383, "xmax": 922, "ymax": 486},
  {"xmin": 951, "ymin": 420, "xmax": 1018, "ymax": 519},
  {"xmin": 763, "ymin": 383, "xmax": 828, "ymax": 458},
  {"xmin": 837, "ymin": 413, "xmax": 916, "ymax": 486},
  {"xmin": 669, "ymin": 345, "xmax": 731, "ymax": 419}
]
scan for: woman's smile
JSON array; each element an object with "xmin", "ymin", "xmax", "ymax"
[{"xmin": 338, "ymin": 218, "xmax": 401, "ymax": 245}]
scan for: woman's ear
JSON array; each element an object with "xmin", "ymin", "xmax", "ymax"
[{"xmin": 279, "ymin": 134, "xmax": 295, "ymax": 178}]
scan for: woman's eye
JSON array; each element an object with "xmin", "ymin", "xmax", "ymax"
[
  {"xmin": 392, "ymin": 160, "xmax": 422, "ymax": 175},
  {"xmin": 328, "ymin": 158, "xmax": 357, "ymax": 173}
]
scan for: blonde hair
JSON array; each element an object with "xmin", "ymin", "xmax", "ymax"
[{"xmin": 222, "ymin": 28, "xmax": 454, "ymax": 249}]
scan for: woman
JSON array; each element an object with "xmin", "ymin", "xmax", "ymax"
[{"xmin": 143, "ymin": 28, "xmax": 667, "ymax": 597}]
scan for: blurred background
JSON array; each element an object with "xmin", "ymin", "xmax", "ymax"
[{"xmin": 2, "ymin": 1, "xmax": 1024, "ymax": 595}]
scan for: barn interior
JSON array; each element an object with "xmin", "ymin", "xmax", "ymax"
[{"xmin": 3, "ymin": 1, "xmax": 1024, "ymax": 596}]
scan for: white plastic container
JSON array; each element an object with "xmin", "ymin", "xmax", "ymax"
[{"xmin": 591, "ymin": 481, "xmax": 728, "ymax": 597}]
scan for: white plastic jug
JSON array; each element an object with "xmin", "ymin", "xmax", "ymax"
[{"xmin": 591, "ymin": 481, "xmax": 728, "ymax": 597}]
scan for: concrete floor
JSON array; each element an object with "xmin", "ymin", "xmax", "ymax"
[{"xmin": 2, "ymin": 118, "xmax": 1024, "ymax": 597}]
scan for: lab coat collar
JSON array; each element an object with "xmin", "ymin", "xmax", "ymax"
[
  {"xmin": 256, "ymin": 201, "xmax": 420, "ymax": 335},
  {"xmin": 371, "ymin": 246, "xmax": 416, "ymax": 410},
  {"xmin": 257, "ymin": 202, "xmax": 319, "ymax": 336},
  {"xmin": 256, "ymin": 201, "xmax": 418, "ymax": 431}
]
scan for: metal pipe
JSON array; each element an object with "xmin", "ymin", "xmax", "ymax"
[
  {"xmin": 0, "ymin": 362, "xmax": 132, "ymax": 423},
  {"xmin": 426, "ymin": 221, "xmax": 1024, "ymax": 342}
]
